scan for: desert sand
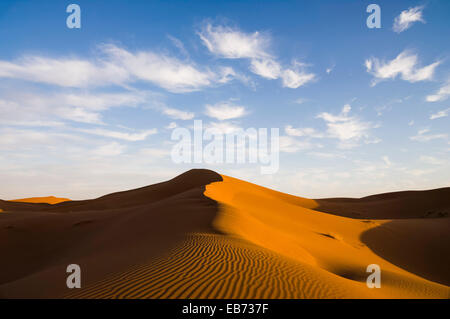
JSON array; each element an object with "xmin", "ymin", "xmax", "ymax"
[
  {"xmin": 11, "ymin": 196, "xmax": 70, "ymax": 205},
  {"xmin": 0, "ymin": 169, "xmax": 448, "ymax": 299}
]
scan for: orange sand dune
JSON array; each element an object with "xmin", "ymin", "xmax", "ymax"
[
  {"xmin": 0, "ymin": 169, "xmax": 448, "ymax": 299},
  {"xmin": 205, "ymin": 175, "xmax": 449, "ymax": 298},
  {"xmin": 10, "ymin": 196, "xmax": 70, "ymax": 205}
]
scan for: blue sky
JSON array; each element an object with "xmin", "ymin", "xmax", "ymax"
[{"xmin": 0, "ymin": 0, "xmax": 449, "ymax": 199}]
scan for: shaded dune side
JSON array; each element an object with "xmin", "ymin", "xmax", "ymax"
[
  {"xmin": 0, "ymin": 199, "xmax": 52, "ymax": 212},
  {"xmin": 361, "ymin": 219, "xmax": 450, "ymax": 286},
  {"xmin": 0, "ymin": 170, "xmax": 223, "ymax": 298},
  {"xmin": 0, "ymin": 169, "xmax": 222, "ymax": 213},
  {"xmin": 315, "ymin": 187, "xmax": 450, "ymax": 219},
  {"xmin": 48, "ymin": 169, "xmax": 223, "ymax": 212}
]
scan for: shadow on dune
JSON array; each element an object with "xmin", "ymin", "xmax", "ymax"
[
  {"xmin": 361, "ymin": 219, "xmax": 450, "ymax": 286},
  {"xmin": 0, "ymin": 169, "xmax": 223, "ymax": 298}
]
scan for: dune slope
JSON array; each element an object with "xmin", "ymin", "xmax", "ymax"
[{"xmin": 0, "ymin": 170, "xmax": 448, "ymax": 299}]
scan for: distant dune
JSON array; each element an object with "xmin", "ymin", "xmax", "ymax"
[
  {"xmin": 0, "ymin": 169, "xmax": 448, "ymax": 299},
  {"xmin": 10, "ymin": 196, "xmax": 70, "ymax": 205}
]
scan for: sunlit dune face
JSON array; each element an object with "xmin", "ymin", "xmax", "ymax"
[
  {"xmin": 203, "ymin": 174, "xmax": 449, "ymax": 298},
  {"xmin": 10, "ymin": 196, "xmax": 70, "ymax": 204}
]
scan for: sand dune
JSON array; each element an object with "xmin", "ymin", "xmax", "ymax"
[
  {"xmin": 10, "ymin": 196, "xmax": 70, "ymax": 205},
  {"xmin": 0, "ymin": 169, "xmax": 448, "ymax": 299},
  {"xmin": 315, "ymin": 188, "xmax": 450, "ymax": 219}
]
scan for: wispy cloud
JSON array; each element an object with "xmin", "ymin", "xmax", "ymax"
[
  {"xmin": 326, "ymin": 64, "xmax": 335, "ymax": 74},
  {"xmin": 102, "ymin": 44, "xmax": 232, "ymax": 93},
  {"xmin": 199, "ymin": 23, "xmax": 315, "ymax": 89},
  {"xmin": 161, "ymin": 106, "xmax": 195, "ymax": 120},
  {"xmin": 382, "ymin": 155, "xmax": 392, "ymax": 168},
  {"xmin": 365, "ymin": 50, "xmax": 440, "ymax": 86},
  {"xmin": 293, "ymin": 97, "xmax": 308, "ymax": 105},
  {"xmin": 250, "ymin": 58, "xmax": 281, "ymax": 79},
  {"xmin": 284, "ymin": 104, "xmax": 377, "ymax": 149},
  {"xmin": 165, "ymin": 122, "xmax": 177, "ymax": 129},
  {"xmin": 0, "ymin": 44, "xmax": 236, "ymax": 93},
  {"xmin": 410, "ymin": 128, "xmax": 447, "ymax": 142},
  {"xmin": 316, "ymin": 104, "xmax": 377, "ymax": 148},
  {"xmin": 393, "ymin": 6, "xmax": 425, "ymax": 33},
  {"xmin": 198, "ymin": 24, "xmax": 270, "ymax": 59},
  {"xmin": 420, "ymin": 155, "xmax": 445, "ymax": 165},
  {"xmin": 78, "ymin": 128, "xmax": 157, "ymax": 141},
  {"xmin": 167, "ymin": 35, "xmax": 189, "ymax": 58},
  {"xmin": 284, "ymin": 125, "xmax": 323, "ymax": 138},
  {"xmin": 279, "ymin": 136, "xmax": 312, "ymax": 153},
  {"xmin": 205, "ymin": 101, "xmax": 247, "ymax": 121},
  {"xmin": 281, "ymin": 62, "xmax": 316, "ymax": 89},
  {"xmin": 430, "ymin": 108, "xmax": 450, "ymax": 120},
  {"xmin": 93, "ymin": 142, "xmax": 126, "ymax": 157},
  {"xmin": 0, "ymin": 127, "xmax": 92, "ymax": 151},
  {"xmin": 205, "ymin": 121, "xmax": 243, "ymax": 134},
  {"xmin": 307, "ymin": 151, "xmax": 345, "ymax": 159},
  {"xmin": 426, "ymin": 81, "xmax": 450, "ymax": 102},
  {"xmin": 0, "ymin": 91, "xmax": 147, "ymax": 125},
  {"xmin": 0, "ymin": 55, "xmax": 128, "ymax": 88}
]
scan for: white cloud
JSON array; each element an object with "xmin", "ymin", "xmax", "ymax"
[
  {"xmin": 294, "ymin": 98, "xmax": 308, "ymax": 105},
  {"xmin": 0, "ymin": 91, "xmax": 147, "ymax": 125},
  {"xmin": 167, "ymin": 35, "xmax": 189, "ymax": 57},
  {"xmin": 365, "ymin": 50, "xmax": 440, "ymax": 86},
  {"xmin": 78, "ymin": 128, "xmax": 157, "ymax": 141},
  {"xmin": 198, "ymin": 24, "xmax": 270, "ymax": 59},
  {"xmin": 205, "ymin": 121, "xmax": 242, "ymax": 134},
  {"xmin": 0, "ymin": 55, "xmax": 128, "ymax": 88},
  {"xmin": 162, "ymin": 107, "xmax": 195, "ymax": 120},
  {"xmin": 307, "ymin": 151, "xmax": 345, "ymax": 159},
  {"xmin": 281, "ymin": 68, "xmax": 316, "ymax": 89},
  {"xmin": 93, "ymin": 142, "xmax": 126, "ymax": 157},
  {"xmin": 250, "ymin": 58, "xmax": 281, "ymax": 79},
  {"xmin": 284, "ymin": 125, "xmax": 323, "ymax": 138},
  {"xmin": 0, "ymin": 44, "xmax": 234, "ymax": 93},
  {"xmin": 420, "ymin": 155, "xmax": 445, "ymax": 165},
  {"xmin": 199, "ymin": 23, "xmax": 315, "ymax": 88},
  {"xmin": 166, "ymin": 122, "xmax": 177, "ymax": 129},
  {"xmin": 0, "ymin": 127, "xmax": 87, "ymax": 150},
  {"xmin": 138, "ymin": 147, "xmax": 170, "ymax": 158},
  {"xmin": 410, "ymin": 128, "xmax": 447, "ymax": 142},
  {"xmin": 426, "ymin": 81, "xmax": 450, "ymax": 102},
  {"xmin": 103, "ymin": 44, "xmax": 226, "ymax": 93},
  {"xmin": 316, "ymin": 104, "xmax": 376, "ymax": 146},
  {"xmin": 285, "ymin": 104, "xmax": 376, "ymax": 149},
  {"xmin": 326, "ymin": 64, "xmax": 335, "ymax": 74},
  {"xmin": 407, "ymin": 168, "xmax": 435, "ymax": 176},
  {"xmin": 393, "ymin": 6, "xmax": 425, "ymax": 33},
  {"xmin": 382, "ymin": 155, "xmax": 392, "ymax": 168},
  {"xmin": 205, "ymin": 102, "xmax": 247, "ymax": 121},
  {"xmin": 279, "ymin": 136, "xmax": 312, "ymax": 153},
  {"xmin": 430, "ymin": 108, "xmax": 450, "ymax": 120}
]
